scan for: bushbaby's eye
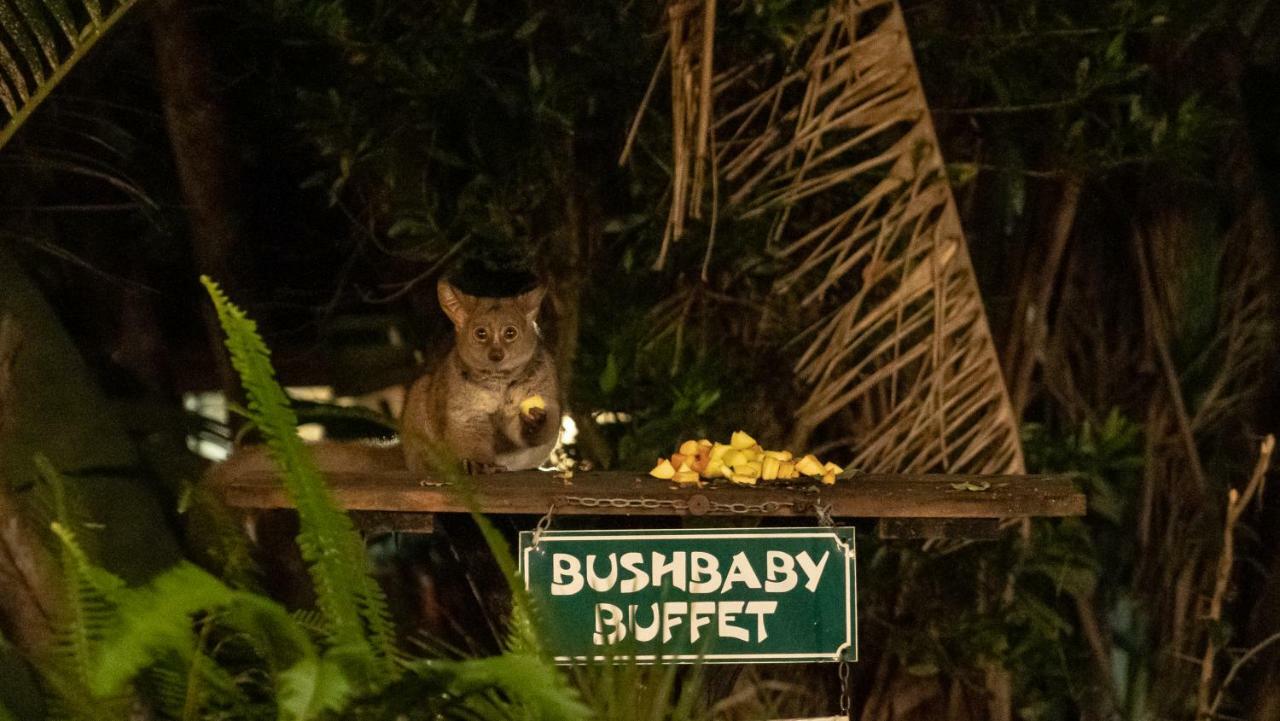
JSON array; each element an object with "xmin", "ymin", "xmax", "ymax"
[
  {"xmin": 474, "ymin": 327, "xmax": 488, "ymax": 341},
  {"xmin": 503, "ymin": 326, "xmax": 518, "ymax": 341}
]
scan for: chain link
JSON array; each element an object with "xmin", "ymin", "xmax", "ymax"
[
  {"xmin": 530, "ymin": 502, "xmax": 556, "ymax": 548},
  {"xmin": 559, "ymin": 495, "xmax": 792, "ymax": 515},
  {"xmin": 562, "ymin": 496, "xmax": 686, "ymax": 511},
  {"xmin": 839, "ymin": 658, "xmax": 852, "ymax": 718},
  {"xmin": 815, "ymin": 501, "xmax": 857, "ymax": 561},
  {"xmin": 814, "ymin": 501, "xmax": 836, "ymax": 527}
]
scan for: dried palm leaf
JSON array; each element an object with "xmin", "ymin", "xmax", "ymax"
[
  {"xmin": 621, "ymin": 0, "xmax": 719, "ymax": 271},
  {"xmin": 644, "ymin": 0, "xmax": 1023, "ymax": 473}
]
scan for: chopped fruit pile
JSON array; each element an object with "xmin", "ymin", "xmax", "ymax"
[
  {"xmin": 649, "ymin": 431, "xmax": 844, "ymax": 486},
  {"xmin": 519, "ymin": 395, "xmax": 547, "ymax": 415}
]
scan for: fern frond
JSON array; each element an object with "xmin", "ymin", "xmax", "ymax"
[
  {"xmin": 88, "ymin": 562, "xmax": 234, "ymax": 696},
  {"xmin": 289, "ymin": 608, "xmax": 329, "ymax": 639},
  {"xmin": 37, "ymin": 456, "xmax": 124, "ymax": 685},
  {"xmin": 0, "ymin": 0, "xmax": 143, "ymax": 153},
  {"xmin": 218, "ymin": 594, "xmax": 316, "ymax": 678},
  {"xmin": 276, "ymin": 645, "xmax": 366, "ymax": 721},
  {"xmin": 44, "ymin": 519, "xmax": 130, "ymax": 721},
  {"xmin": 137, "ymin": 665, "xmax": 192, "ymax": 720},
  {"xmin": 408, "ymin": 654, "xmax": 591, "ymax": 721},
  {"xmin": 201, "ymin": 276, "xmax": 398, "ymax": 675},
  {"xmin": 86, "ymin": 560, "xmax": 353, "ymax": 720}
]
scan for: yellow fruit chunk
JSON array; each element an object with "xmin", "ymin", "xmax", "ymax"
[
  {"xmin": 679, "ymin": 439, "xmax": 699, "ymax": 456},
  {"xmin": 824, "ymin": 461, "xmax": 844, "ymax": 476},
  {"xmin": 730, "ymin": 431, "xmax": 757, "ymax": 450},
  {"xmin": 821, "ymin": 471, "xmax": 836, "ymax": 485},
  {"xmin": 778, "ymin": 461, "xmax": 798, "ymax": 479},
  {"xmin": 734, "ymin": 462, "xmax": 761, "ymax": 480},
  {"xmin": 692, "ymin": 445, "xmax": 711, "ymax": 472},
  {"xmin": 673, "ymin": 470, "xmax": 701, "ymax": 484},
  {"xmin": 709, "ymin": 443, "xmax": 730, "ymax": 462},
  {"xmin": 764, "ymin": 449, "xmax": 793, "ymax": 461},
  {"xmin": 724, "ymin": 449, "xmax": 749, "ymax": 468},
  {"xmin": 795, "ymin": 454, "xmax": 824, "ymax": 476},
  {"xmin": 730, "ymin": 473, "xmax": 758, "ymax": 486},
  {"xmin": 690, "ymin": 456, "xmax": 709, "ymax": 475},
  {"xmin": 705, "ymin": 458, "xmax": 725, "ymax": 477},
  {"xmin": 670, "ymin": 453, "xmax": 688, "ymax": 469},
  {"xmin": 762, "ymin": 456, "xmax": 780, "ymax": 481},
  {"xmin": 649, "ymin": 459, "xmax": 675, "ymax": 479},
  {"xmin": 519, "ymin": 395, "xmax": 546, "ymax": 415}
]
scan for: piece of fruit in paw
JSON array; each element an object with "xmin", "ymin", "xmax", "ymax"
[{"xmin": 519, "ymin": 395, "xmax": 547, "ymax": 417}]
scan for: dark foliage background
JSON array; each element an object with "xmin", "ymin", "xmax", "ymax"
[{"xmin": 1, "ymin": 0, "xmax": 1279, "ymax": 719}]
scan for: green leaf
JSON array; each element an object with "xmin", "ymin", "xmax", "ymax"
[
  {"xmin": 514, "ymin": 10, "xmax": 547, "ymax": 41},
  {"xmin": 905, "ymin": 662, "xmax": 939, "ymax": 676},
  {"xmin": 599, "ymin": 352, "xmax": 619, "ymax": 394},
  {"xmin": 1104, "ymin": 33, "xmax": 1126, "ymax": 67}
]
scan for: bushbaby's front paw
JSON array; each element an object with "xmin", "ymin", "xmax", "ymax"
[{"xmin": 520, "ymin": 406, "xmax": 548, "ymax": 439}]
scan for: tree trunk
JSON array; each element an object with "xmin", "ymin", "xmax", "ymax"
[{"xmin": 149, "ymin": 0, "xmax": 244, "ymax": 402}]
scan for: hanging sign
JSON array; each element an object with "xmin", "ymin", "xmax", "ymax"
[{"xmin": 518, "ymin": 526, "xmax": 857, "ymax": 664}]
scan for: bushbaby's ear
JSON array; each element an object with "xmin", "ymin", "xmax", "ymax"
[
  {"xmin": 515, "ymin": 285, "xmax": 546, "ymax": 323},
  {"xmin": 437, "ymin": 280, "xmax": 472, "ymax": 329}
]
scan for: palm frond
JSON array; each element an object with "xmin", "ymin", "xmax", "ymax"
[
  {"xmin": 0, "ymin": 0, "xmax": 141, "ymax": 153},
  {"xmin": 652, "ymin": 0, "xmax": 1023, "ymax": 473}
]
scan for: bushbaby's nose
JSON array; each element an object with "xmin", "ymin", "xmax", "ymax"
[{"xmin": 488, "ymin": 348, "xmax": 505, "ymax": 363}]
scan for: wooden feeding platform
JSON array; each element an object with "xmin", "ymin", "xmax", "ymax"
[{"xmin": 210, "ymin": 467, "xmax": 1086, "ymax": 540}]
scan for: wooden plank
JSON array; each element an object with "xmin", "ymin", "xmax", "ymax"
[{"xmin": 210, "ymin": 468, "xmax": 1085, "ymax": 520}]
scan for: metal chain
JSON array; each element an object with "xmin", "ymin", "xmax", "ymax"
[
  {"xmin": 826, "ymin": 500, "xmax": 855, "ymax": 721},
  {"xmin": 559, "ymin": 495, "xmax": 793, "ymax": 515},
  {"xmin": 562, "ymin": 496, "xmax": 688, "ymax": 511},
  {"xmin": 839, "ymin": 658, "xmax": 852, "ymax": 719},
  {"xmin": 716, "ymin": 500, "xmax": 787, "ymax": 514},
  {"xmin": 815, "ymin": 501, "xmax": 857, "ymax": 560},
  {"xmin": 531, "ymin": 502, "xmax": 556, "ymax": 548},
  {"xmin": 814, "ymin": 501, "xmax": 836, "ymax": 527}
]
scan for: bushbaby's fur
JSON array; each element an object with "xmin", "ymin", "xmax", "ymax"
[{"xmin": 399, "ymin": 280, "xmax": 560, "ymax": 473}]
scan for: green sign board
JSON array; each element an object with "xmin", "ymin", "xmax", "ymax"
[{"xmin": 518, "ymin": 527, "xmax": 858, "ymax": 664}]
